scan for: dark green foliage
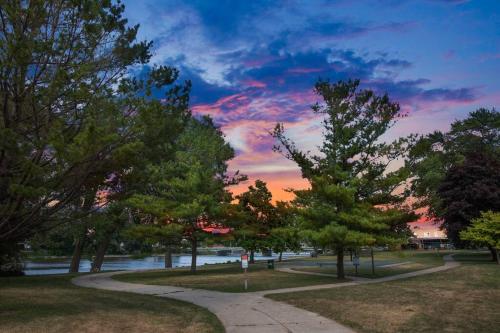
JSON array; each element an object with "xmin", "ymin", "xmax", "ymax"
[
  {"xmin": 126, "ymin": 115, "xmax": 245, "ymax": 271},
  {"xmin": 235, "ymin": 181, "xmax": 303, "ymax": 260},
  {"xmin": 235, "ymin": 180, "xmax": 275, "ymax": 255},
  {"xmin": 269, "ymin": 201, "xmax": 303, "ymax": 258},
  {"xmin": 0, "ymin": 0, "xmax": 151, "ymax": 248}
]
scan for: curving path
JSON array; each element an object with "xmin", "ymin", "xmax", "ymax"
[
  {"xmin": 72, "ymin": 254, "xmax": 459, "ymax": 333},
  {"xmin": 73, "ymin": 271, "xmax": 354, "ymax": 333},
  {"xmin": 266, "ymin": 254, "xmax": 459, "ymax": 295}
]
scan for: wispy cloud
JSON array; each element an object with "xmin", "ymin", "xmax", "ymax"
[{"xmin": 124, "ymin": 0, "xmax": 498, "ymax": 199}]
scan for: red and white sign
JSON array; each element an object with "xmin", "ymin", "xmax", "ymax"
[{"xmin": 241, "ymin": 254, "xmax": 249, "ymax": 269}]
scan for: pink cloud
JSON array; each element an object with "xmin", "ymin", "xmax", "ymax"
[
  {"xmin": 243, "ymin": 80, "xmax": 267, "ymax": 88},
  {"xmin": 242, "ymin": 55, "xmax": 282, "ymax": 68},
  {"xmin": 190, "ymin": 89, "xmax": 322, "ymax": 202}
]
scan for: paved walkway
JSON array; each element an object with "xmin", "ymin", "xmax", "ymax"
[
  {"xmin": 272, "ymin": 267, "xmax": 371, "ymax": 282},
  {"xmin": 378, "ymin": 261, "xmax": 411, "ymax": 268},
  {"xmin": 266, "ymin": 254, "xmax": 459, "ymax": 295},
  {"xmin": 72, "ymin": 254, "xmax": 459, "ymax": 333}
]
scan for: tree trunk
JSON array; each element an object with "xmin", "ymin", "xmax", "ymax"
[
  {"xmin": 69, "ymin": 191, "xmax": 96, "ymax": 273},
  {"xmin": 493, "ymin": 247, "xmax": 500, "ymax": 265},
  {"xmin": 91, "ymin": 222, "xmax": 122, "ymax": 273},
  {"xmin": 249, "ymin": 249, "xmax": 255, "ymax": 264},
  {"xmin": 336, "ymin": 246, "xmax": 345, "ymax": 279},
  {"xmin": 371, "ymin": 247, "xmax": 375, "ymax": 275},
  {"xmin": 165, "ymin": 246, "xmax": 172, "ymax": 268},
  {"xmin": 278, "ymin": 251, "xmax": 283, "ymax": 262},
  {"xmin": 190, "ymin": 237, "xmax": 197, "ymax": 273},
  {"xmin": 69, "ymin": 235, "xmax": 86, "ymax": 273},
  {"xmin": 0, "ymin": 242, "xmax": 24, "ymax": 276},
  {"xmin": 488, "ymin": 246, "xmax": 499, "ymax": 263},
  {"xmin": 90, "ymin": 237, "xmax": 111, "ymax": 273},
  {"xmin": 311, "ymin": 246, "xmax": 318, "ymax": 257}
]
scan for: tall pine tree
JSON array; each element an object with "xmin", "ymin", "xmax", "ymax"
[
  {"xmin": 0, "ymin": 0, "xmax": 152, "ymax": 274},
  {"xmin": 273, "ymin": 79, "xmax": 414, "ymax": 279}
]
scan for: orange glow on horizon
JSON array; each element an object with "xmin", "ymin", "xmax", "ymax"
[{"xmin": 229, "ymin": 170, "xmax": 310, "ymax": 202}]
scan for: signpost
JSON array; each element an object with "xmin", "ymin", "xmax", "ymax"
[
  {"xmin": 371, "ymin": 247, "xmax": 375, "ymax": 276},
  {"xmin": 241, "ymin": 254, "xmax": 249, "ymax": 290}
]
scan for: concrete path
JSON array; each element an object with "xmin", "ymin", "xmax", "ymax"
[
  {"xmin": 72, "ymin": 254, "xmax": 459, "ymax": 333},
  {"xmin": 267, "ymin": 254, "xmax": 459, "ymax": 295},
  {"xmin": 274, "ymin": 267, "xmax": 371, "ymax": 282},
  {"xmin": 377, "ymin": 261, "xmax": 411, "ymax": 268},
  {"xmin": 73, "ymin": 272, "xmax": 355, "ymax": 333}
]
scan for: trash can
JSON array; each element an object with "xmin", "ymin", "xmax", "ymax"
[{"xmin": 267, "ymin": 259, "xmax": 275, "ymax": 269}]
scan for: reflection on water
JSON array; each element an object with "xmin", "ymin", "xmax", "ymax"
[{"xmin": 24, "ymin": 253, "xmax": 307, "ymax": 275}]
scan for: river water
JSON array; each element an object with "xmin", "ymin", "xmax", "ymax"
[{"xmin": 23, "ymin": 253, "xmax": 307, "ymax": 275}]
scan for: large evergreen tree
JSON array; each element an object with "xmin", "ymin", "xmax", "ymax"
[
  {"xmin": 273, "ymin": 79, "xmax": 414, "ymax": 279},
  {"xmin": 0, "ymin": 0, "xmax": 152, "ymax": 274}
]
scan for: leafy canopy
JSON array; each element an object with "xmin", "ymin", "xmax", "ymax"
[
  {"xmin": 407, "ymin": 108, "xmax": 500, "ymax": 245},
  {"xmin": 461, "ymin": 211, "xmax": 500, "ymax": 250},
  {"xmin": 407, "ymin": 108, "xmax": 499, "ymax": 215}
]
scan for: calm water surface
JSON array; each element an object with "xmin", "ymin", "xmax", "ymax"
[{"xmin": 24, "ymin": 253, "xmax": 307, "ymax": 275}]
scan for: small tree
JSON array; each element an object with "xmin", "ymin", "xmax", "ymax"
[
  {"xmin": 461, "ymin": 211, "xmax": 500, "ymax": 264},
  {"xmin": 269, "ymin": 201, "xmax": 302, "ymax": 261},
  {"xmin": 166, "ymin": 116, "xmax": 244, "ymax": 273},
  {"xmin": 235, "ymin": 180, "xmax": 275, "ymax": 263}
]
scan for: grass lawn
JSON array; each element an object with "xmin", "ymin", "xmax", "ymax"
[
  {"xmin": 0, "ymin": 274, "xmax": 224, "ymax": 333},
  {"xmin": 114, "ymin": 261, "xmax": 348, "ymax": 292},
  {"xmin": 290, "ymin": 251, "xmax": 447, "ymax": 278},
  {"xmin": 269, "ymin": 252, "xmax": 500, "ymax": 333}
]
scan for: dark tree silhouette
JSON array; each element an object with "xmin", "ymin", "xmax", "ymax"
[{"xmin": 437, "ymin": 153, "xmax": 500, "ymax": 260}]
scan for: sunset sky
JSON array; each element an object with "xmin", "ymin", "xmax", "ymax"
[{"xmin": 123, "ymin": 0, "xmax": 499, "ymax": 204}]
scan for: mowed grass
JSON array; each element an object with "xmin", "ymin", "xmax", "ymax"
[
  {"xmin": 114, "ymin": 261, "xmax": 347, "ymax": 292},
  {"xmin": 269, "ymin": 252, "xmax": 500, "ymax": 333},
  {"xmin": 0, "ymin": 274, "xmax": 224, "ymax": 333},
  {"xmin": 291, "ymin": 251, "xmax": 447, "ymax": 278}
]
